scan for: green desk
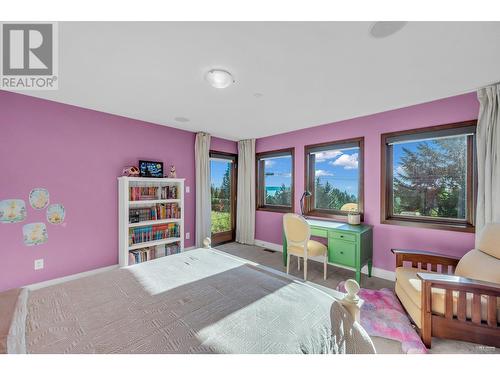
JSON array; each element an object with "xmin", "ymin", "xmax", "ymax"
[{"xmin": 282, "ymin": 219, "xmax": 373, "ymax": 283}]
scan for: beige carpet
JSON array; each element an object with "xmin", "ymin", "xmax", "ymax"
[{"xmin": 215, "ymin": 242, "xmax": 500, "ymax": 354}]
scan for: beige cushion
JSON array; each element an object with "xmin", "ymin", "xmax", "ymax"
[
  {"xmin": 395, "ymin": 267, "xmax": 500, "ymax": 328},
  {"xmin": 395, "ymin": 282, "xmax": 422, "ymax": 327},
  {"xmin": 477, "ymin": 223, "xmax": 500, "ymax": 259},
  {"xmin": 455, "ymin": 249, "xmax": 500, "ymax": 284},
  {"xmin": 288, "ymin": 240, "xmax": 327, "ymax": 257}
]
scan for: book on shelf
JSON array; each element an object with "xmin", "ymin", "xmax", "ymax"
[
  {"xmin": 129, "ymin": 185, "xmax": 178, "ymax": 201},
  {"xmin": 128, "ymin": 223, "xmax": 180, "ymax": 245},
  {"xmin": 128, "ymin": 242, "xmax": 181, "ymax": 265},
  {"xmin": 129, "ymin": 203, "xmax": 181, "ymax": 223}
]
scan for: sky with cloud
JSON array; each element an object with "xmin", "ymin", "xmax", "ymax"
[
  {"xmin": 312, "ymin": 148, "xmax": 359, "ymax": 196},
  {"xmin": 259, "ymin": 147, "xmax": 361, "ymax": 197},
  {"xmin": 263, "ymin": 155, "xmax": 293, "ymax": 193}
]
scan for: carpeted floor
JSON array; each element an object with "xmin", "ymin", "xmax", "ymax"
[{"xmin": 215, "ymin": 242, "xmax": 499, "ymax": 354}]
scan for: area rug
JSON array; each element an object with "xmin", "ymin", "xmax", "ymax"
[{"xmin": 337, "ymin": 281, "xmax": 427, "ymax": 354}]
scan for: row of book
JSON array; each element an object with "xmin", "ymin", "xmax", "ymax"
[
  {"xmin": 129, "ymin": 203, "xmax": 181, "ymax": 223},
  {"xmin": 128, "ymin": 223, "xmax": 180, "ymax": 245},
  {"xmin": 129, "ymin": 247, "xmax": 155, "ymax": 264},
  {"xmin": 128, "ymin": 242, "xmax": 182, "ymax": 264},
  {"xmin": 129, "ymin": 186, "xmax": 178, "ymax": 201}
]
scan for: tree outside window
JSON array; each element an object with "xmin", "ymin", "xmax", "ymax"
[{"xmin": 381, "ymin": 121, "xmax": 476, "ymax": 232}]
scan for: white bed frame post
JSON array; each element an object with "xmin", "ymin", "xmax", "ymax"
[{"xmin": 340, "ymin": 279, "xmax": 362, "ymax": 323}]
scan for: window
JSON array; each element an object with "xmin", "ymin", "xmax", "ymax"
[
  {"xmin": 381, "ymin": 121, "xmax": 477, "ymax": 232},
  {"xmin": 256, "ymin": 148, "xmax": 294, "ymax": 212},
  {"xmin": 304, "ymin": 138, "xmax": 364, "ymax": 219}
]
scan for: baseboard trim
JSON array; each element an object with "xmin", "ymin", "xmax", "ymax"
[
  {"xmin": 254, "ymin": 239, "xmax": 395, "ymax": 282},
  {"xmin": 26, "ymin": 264, "xmax": 119, "ymax": 290}
]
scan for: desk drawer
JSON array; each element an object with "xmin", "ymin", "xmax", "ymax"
[
  {"xmin": 329, "ymin": 239, "xmax": 356, "ymax": 267},
  {"xmin": 310, "ymin": 227, "xmax": 328, "ymax": 238},
  {"xmin": 329, "ymin": 231, "xmax": 356, "ymax": 242}
]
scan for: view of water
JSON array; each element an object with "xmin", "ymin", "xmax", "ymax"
[{"xmin": 265, "ymin": 186, "xmax": 281, "ymax": 196}]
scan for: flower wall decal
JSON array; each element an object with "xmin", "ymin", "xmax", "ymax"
[
  {"xmin": 0, "ymin": 189, "xmax": 66, "ymax": 246},
  {"xmin": 29, "ymin": 188, "xmax": 50, "ymax": 210},
  {"xmin": 47, "ymin": 204, "xmax": 65, "ymax": 225},
  {"xmin": 0, "ymin": 199, "xmax": 27, "ymax": 223},
  {"xmin": 23, "ymin": 222, "xmax": 48, "ymax": 246}
]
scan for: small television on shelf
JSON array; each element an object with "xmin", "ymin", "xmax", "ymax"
[{"xmin": 139, "ymin": 160, "xmax": 163, "ymax": 178}]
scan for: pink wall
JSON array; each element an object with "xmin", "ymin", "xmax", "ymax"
[
  {"xmin": 0, "ymin": 90, "xmax": 236, "ymax": 291},
  {"xmin": 0, "ymin": 89, "xmax": 480, "ymax": 290},
  {"xmin": 256, "ymin": 93, "xmax": 479, "ymax": 272},
  {"xmin": 210, "ymin": 136, "xmax": 238, "ymax": 154}
]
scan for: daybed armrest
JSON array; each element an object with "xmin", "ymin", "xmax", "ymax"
[
  {"xmin": 417, "ymin": 272, "xmax": 500, "ymax": 335},
  {"xmin": 417, "ymin": 273, "xmax": 500, "ymax": 295},
  {"xmin": 391, "ymin": 248, "xmax": 460, "ymax": 270}
]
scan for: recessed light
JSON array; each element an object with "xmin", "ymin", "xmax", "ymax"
[
  {"xmin": 205, "ymin": 69, "xmax": 235, "ymax": 89},
  {"xmin": 174, "ymin": 117, "xmax": 190, "ymax": 123},
  {"xmin": 370, "ymin": 21, "xmax": 407, "ymax": 39}
]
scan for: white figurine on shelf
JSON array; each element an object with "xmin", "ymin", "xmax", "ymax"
[{"xmin": 168, "ymin": 165, "xmax": 177, "ymax": 178}]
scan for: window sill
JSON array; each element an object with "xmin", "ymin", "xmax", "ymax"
[
  {"xmin": 381, "ymin": 218, "xmax": 475, "ymax": 233},
  {"xmin": 257, "ymin": 206, "xmax": 294, "ymax": 214}
]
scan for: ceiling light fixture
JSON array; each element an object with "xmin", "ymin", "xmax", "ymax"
[
  {"xmin": 370, "ymin": 21, "xmax": 407, "ymax": 39},
  {"xmin": 205, "ymin": 69, "xmax": 235, "ymax": 89}
]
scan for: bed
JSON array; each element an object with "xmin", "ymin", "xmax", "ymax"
[{"xmin": 2, "ymin": 247, "xmax": 375, "ymax": 354}]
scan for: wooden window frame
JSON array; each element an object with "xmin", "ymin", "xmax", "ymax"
[
  {"xmin": 210, "ymin": 151, "xmax": 238, "ymax": 245},
  {"xmin": 303, "ymin": 137, "xmax": 364, "ymax": 221},
  {"xmin": 380, "ymin": 120, "xmax": 477, "ymax": 233},
  {"xmin": 256, "ymin": 148, "xmax": 295, "ymax": 213}
]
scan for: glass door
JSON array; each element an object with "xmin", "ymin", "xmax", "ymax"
[{"xmin": 210, "ymin": 151, "xmax": 237, "ymax": 245}]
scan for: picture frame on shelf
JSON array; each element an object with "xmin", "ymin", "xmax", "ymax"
[{"xmin": 139, "ymin": 160, "xmax": 163, "ymax": 178}]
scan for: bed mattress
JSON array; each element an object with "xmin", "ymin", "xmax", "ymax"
[{"xmin": 11, "ymin": 248, "xmax": 375, "ymax": 353}]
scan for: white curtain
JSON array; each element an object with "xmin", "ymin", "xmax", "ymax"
[
  {"xmin": 195, "ymin": 132, "xmax": 212, "ymax": 247},
  {"xmin": 476, "ymin": 83, "xmax": 500, "ymax": 238},
  {"xmin": 236, "ymin": 139, "xmax": 256, "ymax": 244}
]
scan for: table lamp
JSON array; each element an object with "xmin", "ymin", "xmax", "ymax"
[{"xmin": 300, "ymin": 190, "xmax": 312, "ymax": 216}]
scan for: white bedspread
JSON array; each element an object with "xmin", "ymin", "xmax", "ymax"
[{"xmin": 22, "ymin": 249, "xmax": 375, "ymax": 354}]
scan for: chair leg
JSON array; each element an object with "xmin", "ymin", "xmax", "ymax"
[
  {"xmin": 323, "ymin": 255, "xmax": 327, "ymax": 280},
  {"xmin": 298, "ymin": 257, "xmax": 300, "ymax": 271},
  {"xmin": 304, "ymin": 259, "xmax": 308, "ymax": 280},
  {"xmin": 286, "ymin": 254, "xmax": 290, "ymax": 274}
]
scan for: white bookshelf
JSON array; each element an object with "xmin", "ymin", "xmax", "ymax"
[{"xmin": 118, "ymin": 177, "xmax": 185, "ymax": 266}]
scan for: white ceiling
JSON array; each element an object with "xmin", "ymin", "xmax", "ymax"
[{"xmin": 18, "ymin": 22, "xmax": 500, "ymax": 140}]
